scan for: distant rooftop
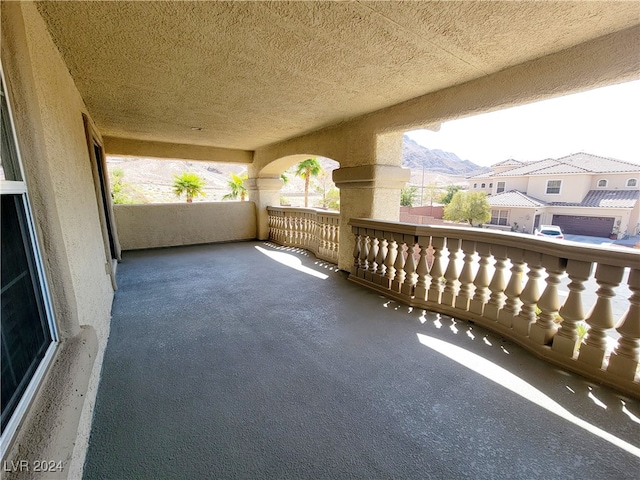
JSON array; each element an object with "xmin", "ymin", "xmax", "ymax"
[
  {"xmin": 487, "ymin": 190, "xmax": 547, "ymax": 208},
  {"xmin": 550, "ymin": 189, "xmax": 640, "ymax": 208},
  {"xmin": 491, "ymin": 158, "xmax": 524, "ymax": 167},
  {"xmin": 488, "ymin": 189, "xmax": 639, "ymax": 209},
  {"xmin": 475, "ymin": 152, "xmax": 640, "ymax": 178}
]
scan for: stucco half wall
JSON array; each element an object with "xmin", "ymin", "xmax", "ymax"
[{"xmin": 114, "ymin": 202, "xmax": 257, "ymax": 250}]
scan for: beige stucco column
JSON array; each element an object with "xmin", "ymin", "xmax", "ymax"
[
  {"xmin": 246, "ymin": 176, "xmax": 283, "ymax": 240},
  {"xmin": 333, "ymin": 164, "xmax": 411, "ymax": 270}
]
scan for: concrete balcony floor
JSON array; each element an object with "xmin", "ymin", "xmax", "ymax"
[{"xmin": 84, "ymin": 242, "xmax": 640, "ymax": 479}]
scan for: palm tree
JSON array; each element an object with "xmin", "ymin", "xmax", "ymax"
[
  {"xmin": 222, "ymin": 172, "xmax": 248, "ymax": 201},
  {"xmin": 173, "ymin": 172, "xmax": 205, "ymax": 203},
  {"xmin": 295, "ymin": 158, "xmax": 322, "ymax": 207}
]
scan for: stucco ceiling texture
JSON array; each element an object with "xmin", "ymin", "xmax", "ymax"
[{"xmin": 36, "ymin": 1, "xmax": 639, "ymax": 151}]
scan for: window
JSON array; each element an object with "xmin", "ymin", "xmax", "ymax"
[
  {"xmin": 473, "ymin": 183, "xmax": 477, "ymax": 189},
  {"xmin": 597, "ymin": 179, "xmax": 607, "ymax": 188},
  {"xmin": 496, "ymin": 181, "xmax": 506, "ymax": 194},
  {"xmin": 489, "ymin": 183, "xmax": 493, "ymax": 188},
  {"xmin": 627, "ymin": 178, "xmax": 638, "ymax": 187},
  {"xmin": 546, "ymin": 180, "xmax": 562, "ymax": 194},
  {"xmin": 481, "ymin": 183, "xmax": 486, "ymax": 188},
  {"xmin": 1, "ymin": 71, "xmax": 57, "ymax": 451},
  {"xmin": 490, "ymin": 209, "xmax": 509, "ymax": 225}
]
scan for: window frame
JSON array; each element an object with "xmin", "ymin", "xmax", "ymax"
[
  {"xmin": 545, "ymin": 179, "xmax": 562, "ymax": 195},
  {"xmin": 490, "ymin": 209, "xmax": 509, "ymax": 226},
  {"xmin": 496, "ymin": 181, "xmax": 506, "ymax": 194},
  {"xmin": 626, "ymin": 178, "xmax": 638, "ymax": 187},
  {"xmin": 481, "ymin": 183, "xmax": 486, "ymax": 188},
  {"xmin": 0, "ymin": 65, "xmax": 58, "ymax": 458},
  {"xmin": 597, "ymin": 179, "xmax": 608, "ymax": 188}
]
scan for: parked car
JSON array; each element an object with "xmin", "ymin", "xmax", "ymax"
[{"xmin": 535, "ymin": 225, "xmax": 564, "ymax": 239}]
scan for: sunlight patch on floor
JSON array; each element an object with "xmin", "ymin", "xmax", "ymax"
[
  {"xmin": 621, "ymin": 401, "xmax": 640, "ymax": 425},
  {"xmin": 417, "ymin": 333, "xmax": 640, "ymax": 458},
  {"xmin": 587, "ymin": 387, "xmax": 608, "ymax": 410},
  {"xmin": 255, "ymin": 246, "xmax": 328, "ymax": 279}
]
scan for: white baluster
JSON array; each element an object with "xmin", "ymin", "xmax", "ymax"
[
  {"xmin": 579, "ymin": 264, "xmax": 624, "ymax": 368},
  {"xmin": 292, "ymin": 216, "xmax": 299, "ymax": 246},
  {"xmin": 359, "ymin": 235, "xmax": 370, "ymax": 279},
  {"xmin": 303, "ymin": 215, "xmax": 310, "ymax": 247},
  {"xmin": 530, "ymin": 255, "xmax": 567, "ymax": 345},
  {"xmin": 383, "ymin": 238, "xmax": 398, "ymax": 289},
  {"xmin": 365, "ymin": 235, "xmax": 379, "ymax": 282},
  {"xmin": 401, "ymin": 241, "xmax": 418, "ymax": 297},
  {"xmin": 374, "ymin": 238, "xmax": 388, "ymax": 285},
  {"xmin": 277, "ymin": 212, "xmax": 284, "ymax": 244},
  {"xmin": 273, "ymin": 211, "xmax": 278, "ymax": 242},
  {"xmin": 427, "ymin": 236, "xmax": 446, "ymax": 304},
  {"xmin": 441, "ymin": 237, "xmax": 461, "ymax": 306},
  {"xmin": 469, "ymin": 242, "xmax": 492, "ymax": 315},
  {"xmin": 552, "ymin": 259, "xmax": 592, "ymax": 356},
  {"xmin": 513, "ymin": 251, "xmax": 542, "ymax": 337},
  {"xmin": 455, "ymin": 239, "xmax": 476, "ymax": 311},
  {"xmin": 483, "ymin": 245, "xmax": 508, "ymax": 321},
  {"xmin": 391, "ymin": 242, "xmax": 406, "ymax": 293},
  {"xmin": 414, "ymin": 238, "xmax": 431, "ymax": 300},
  {"xmin": 319, "ymin": 223, "xmax": 326, "ymax": 256},
  {"xmin": 498, "ymin": 248, "xmax": 525, "ymax": 328},
  {"xmin": 608, "ymin": 268, "xmax": 640, "ymax": 380},
  {"xmin": 351, "ymin": 230, "xmax": 362, "ymax": 276}
]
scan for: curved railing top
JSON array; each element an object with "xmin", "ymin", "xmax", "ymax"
[
  {"xmin": 268, "ymin": 206, "xmax": 339, "ymax": 216},
  {"xmin": 349, "ymin": 218, "xmax": 639, "ymax": 268}
]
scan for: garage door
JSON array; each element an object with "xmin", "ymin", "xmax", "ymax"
[{"xmin": 551, "ymin": 215, "xmax": 615, "ymax": 237}]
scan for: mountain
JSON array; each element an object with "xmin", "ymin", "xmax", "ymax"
[{"xmin": 402, "ymin": 135, "xmax": 490, "ymax": 178}]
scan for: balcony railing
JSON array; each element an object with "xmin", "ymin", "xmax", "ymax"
[
  {"xmin": 348, "ymin": 218, "xmax": 640, "ymax": 398},
  {"xmin": 267, "ymin": 207, "xmax": 340, "ymax": 264}
]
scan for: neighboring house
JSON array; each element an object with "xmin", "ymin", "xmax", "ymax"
[{"xmin": 469, "ymin": 153, "xmax": 640, "ymax": 237}]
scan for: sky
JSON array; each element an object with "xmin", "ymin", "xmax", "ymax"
[{"xmin": 405, "ymin": 79, "xmax": 640, "ymax": 167}]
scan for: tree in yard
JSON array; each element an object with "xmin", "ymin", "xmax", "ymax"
[
  {"xmin": 443, "ymin": 191, "xmax": 491, "ymax": 226},
  {"xmin": 222, "ymin": 172, "xmax": 248, "ymax": 201},
  {"xmin": 400, "ymin": 186, "xmax": 418, "ymax": 207},
  {"xmin": 173, "ymin": 172, "xmax": 206, "ymax": 203},
  {"xmin": 440, "ymin": 185, "xmax": 461, "ymax": 205},
  {"xmin": 315, "ymin": 169, "xmax": 338, "ymax": 209},
  {"xmin": 423, "ymin": 182, "xmax": 443, "ymax": 207},
  {"xmin": 295, "ymin": 158, "xmax": 322, "ymax": 207}
]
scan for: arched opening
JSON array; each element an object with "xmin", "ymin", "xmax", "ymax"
[{"xmin": 255, "ymin": 154, "xmax": 340, "ymax": 209}]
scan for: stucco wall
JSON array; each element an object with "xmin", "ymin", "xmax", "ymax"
[
  {"xmin": 589, "ymin": 172, "xmax": 640, "ymax": 190},
  {"xmin": 2, "ymin": 2, "xmax": 114, "ymax": 478},
  {"xmin": 21, "ymin": 2, "xmax": 114, "ymax": 334},
  {"xmin": 528, "ymin": 175, "xmax": 592, "ymax": 202},
  {"xmin": 505, "ymin": 207, "xmax": 538, "ymax": 234},
  {"xmin": 495, "ymin": 177, "xmax": 529, "ymax": 194},
  {"xmin": 114, "ymin": 202, "xmax": 257, "ymax": 250}
]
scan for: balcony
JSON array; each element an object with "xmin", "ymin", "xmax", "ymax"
[{"xmin": 80, "ymin": 205, "xmax": 640, "ymax": 478}]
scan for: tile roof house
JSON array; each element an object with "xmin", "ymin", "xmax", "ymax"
[{"xmin": 469, "ymin": 153, "xmax": 640, "ymax": 237}]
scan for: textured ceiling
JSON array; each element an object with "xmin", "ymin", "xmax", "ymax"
[{"xmin": 36, "ymin": 1, "xmax": 640, "ymax": 151}]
